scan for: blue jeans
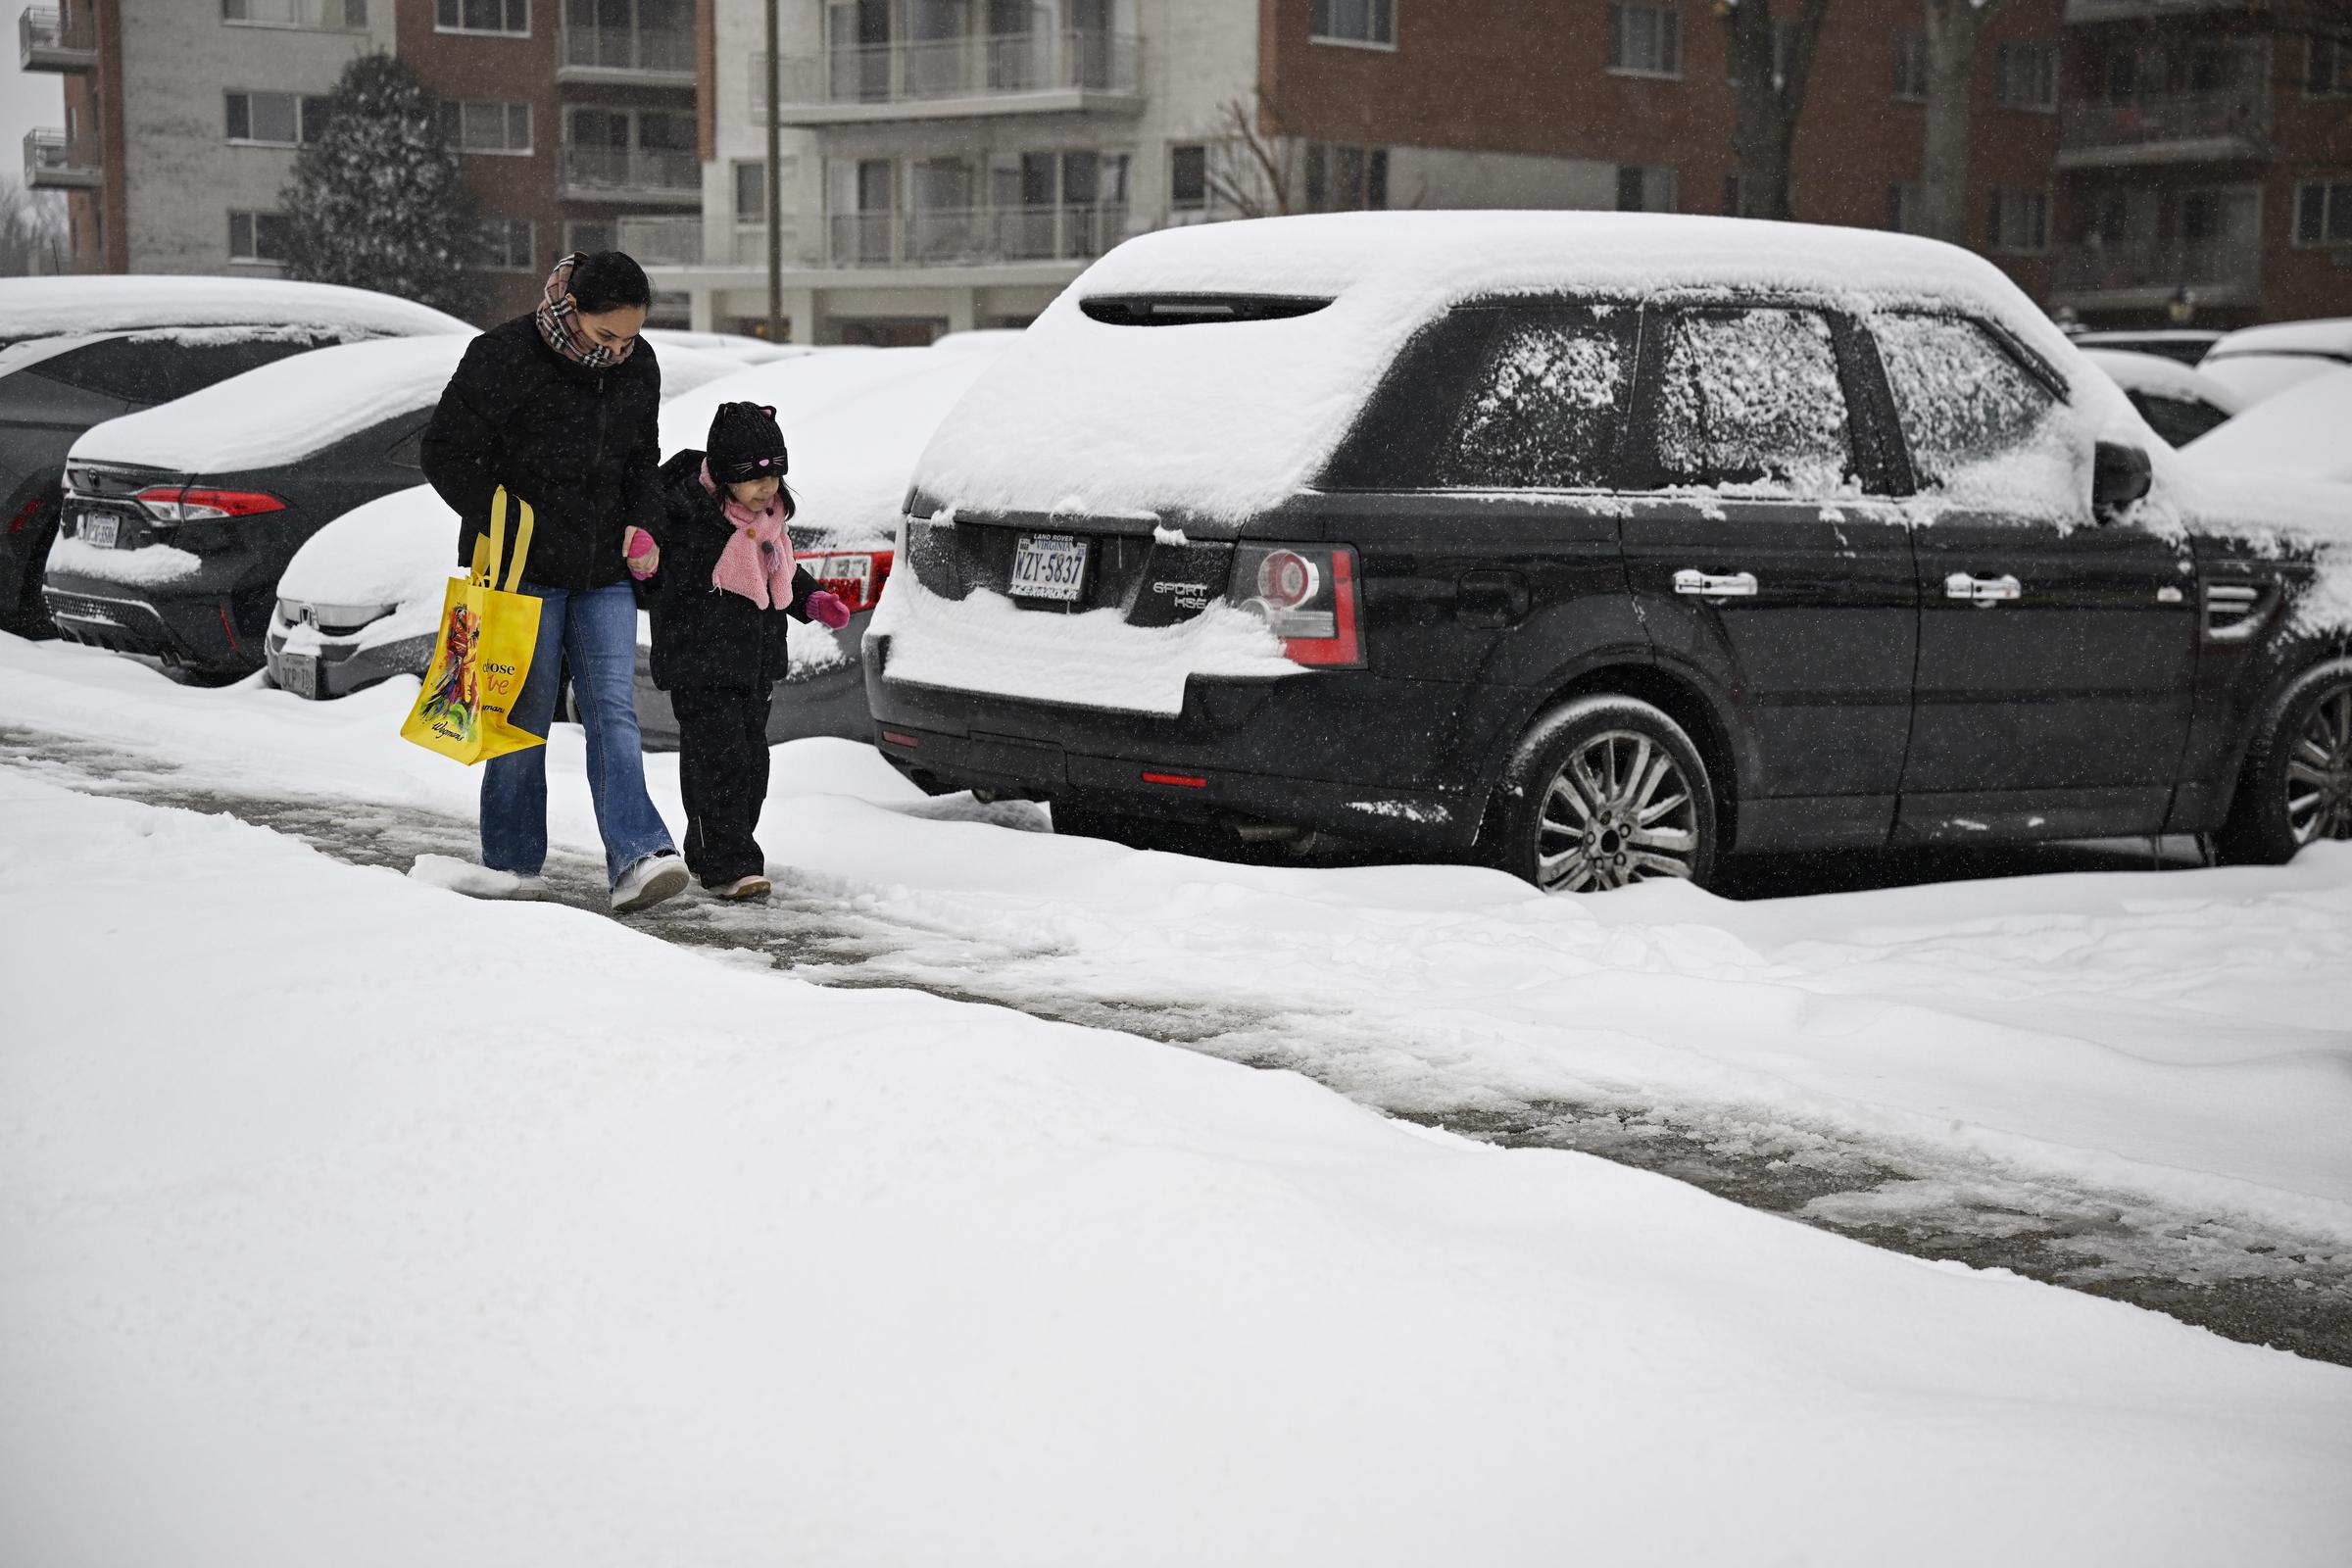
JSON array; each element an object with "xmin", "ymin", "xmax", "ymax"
[{"xmin": 481, "ymin": 579, "xmax": 674, "ymax": 888}]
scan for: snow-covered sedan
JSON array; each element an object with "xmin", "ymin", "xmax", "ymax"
[
  {"xmin": 266, "ymin": 339, "xmax": 1004, "ymax": 743},
  {"xmin": 0, "ymin": 274, "xmax": 469, "ymax": 638},
  {"xmin": 46, "ymin": 336, "xmax": 743, "ymax": 683},
  {"xmin": 2195, "ymin": 317, "xmax": 2352, "ymax": 408},
  {"xmin": 2080, "ymin": 348, "xmax": 2242, "ymax": 447},
  {"xmin": 866, "ymin": 211, "xmax": 2352, "ymax": 889}
]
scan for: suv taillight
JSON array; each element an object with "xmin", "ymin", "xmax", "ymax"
[
  {"xmin": 134, "ymin": 486, "xmax": 286, "ymax": 522},
  {"xmin": 1229, "ymin": 542, "xmax": 1364, "ymax": 668},
  {"xmin": 805, "ymin": 548, "xmax": 894, "ymax": 614}
]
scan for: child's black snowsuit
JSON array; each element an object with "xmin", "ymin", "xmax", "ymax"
[{"xmin": 640, "ymin": 447, "xmax": 819, "ymax": 888}]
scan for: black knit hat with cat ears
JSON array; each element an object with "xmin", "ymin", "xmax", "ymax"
[{"xmin": 708, "ymin": 401, "xmax": 788, "ymax": 484}]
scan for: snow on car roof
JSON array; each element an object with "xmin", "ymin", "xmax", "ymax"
[
  {"xmin": 70, "ymin": 334, "xmax": 472, "ymax": 472},
  {"xmin": 2201, "ymin": 317, "xmax": 2352, "ymax": 365},
  {"xmin": 0, "ymin": 274, "xmax": 470, "ymax": 342},
  {"xmin": 2180, "ymin": 367, "xmax": 2352, "ymax": 487},
  {"xmin": 2082, "ymin": 349, "xmax": 2244, "ymax": 416},
  {"xmin": 912, "ymin": 210, "xmax": 2109, "ymax": 527}
]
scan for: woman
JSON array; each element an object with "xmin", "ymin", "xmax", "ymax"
[{"xmin": 420, "ymin": 250, "xmax": 689, "ymax": 914}]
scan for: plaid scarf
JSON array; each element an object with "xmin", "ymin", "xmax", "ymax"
[{"xmin": 535, "ymin": 252, "xmax": 635, "ymax": 369}]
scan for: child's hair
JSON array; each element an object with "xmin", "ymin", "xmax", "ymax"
[{"xmin": 725, "ymin": 472, "xmax": 796, "ymax": 520}]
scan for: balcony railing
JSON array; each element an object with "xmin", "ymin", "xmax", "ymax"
[
  {"xmin": 757, "ymin": 30, "xmax": 1142, "ymax": 116},
  {"xmin": 24, "ymin": 126, "xmax": 99, "ymax": 189},
  {"xmin": 2061, "ymin": 0, "xmax": 2243, "ymax": 24},
  {"xmin": 560, "ymin": 24, "xmax": 695, "ymax": 79},
  {"xmin": 2059, "ymin": 88, "xmax": 2268, "ymax": 163},
  {"xmin": 2053, "ymin": 237, "xmax": 2263, "ymax": 302},
  {"xmin": 826, "ymin": 203, "xmax": 1127, "ymax": 270},
  {"xmin": 558, "ymin": 144, "xmax": 701, "ymax": 200},
  {"xmin": 20, "ymin": 6, "xmax": 96, "ymax": 71},
  {"xmin": 615, "ymin": 217, "xmax": 802, "ymax": 268}
]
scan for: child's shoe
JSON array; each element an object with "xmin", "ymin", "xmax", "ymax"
[
  {"xmin": 612, "ymin": 851, "xmax": 690, "ymax": 913},
  {"xmin": 711, "ymin": 874, "xmax": 772, "ymax": 901}
]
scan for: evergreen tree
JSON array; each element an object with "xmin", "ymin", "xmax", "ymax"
[{"xmin": 280, "ymin": 53, "xmax": 479, "ymax": 319}]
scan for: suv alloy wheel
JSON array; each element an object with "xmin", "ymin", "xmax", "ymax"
[
  {"xmin": 1488, "ymin": 695, "xmax": 1719, "ymax": 892},
  {"xmin": 2217, "ymin": 662, "xmax": 2352, "ymax": 864}
]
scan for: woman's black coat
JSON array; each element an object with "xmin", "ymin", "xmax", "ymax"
[
  {"xmin": 418, "ymin": 315, "xmax": 663, "ymax": 593},
  {"xmin": 642, "ymin": 448, "xmax": 818, "ymax": 692}
]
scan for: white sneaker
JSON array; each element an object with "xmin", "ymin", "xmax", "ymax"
[
  {"xmin": 711, "ymin": 874, "xmax": 772, "ymax": 901},
  {"xmin": 612, "ymin": 851, "xmax": 690, "ymax": 914}
]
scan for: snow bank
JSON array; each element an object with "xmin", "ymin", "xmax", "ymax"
[
  {"xmin": 0, "ymin": 274, "xmax": 470, "ymax": 341},
  {"xmin": 871, "ymin": 571, "xmax": 1298, "ymax": 714},
  {"xmin": 70, "ymin": 335, "xmax": 469, "ymax": 472},
  {"xmin": 3, "ymin": 768, "xmax": 2349, "ymax": 1567},
  {"xmin": 912, "ymin": 210, "xmax": 2127, "ymax": 527},
  {"xmin": 2181, "ymin": 368, "xmax": 2352, "ymax": 486}
]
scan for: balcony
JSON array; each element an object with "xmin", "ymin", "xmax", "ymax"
[
  {"xmin": 612, "ymin": 217, "xmax": 801, "ymax": 268},
  {"xmin": 2051, "ymin": 237, "xmax": 2264, "ymax": 308},
  {"xmin": 2057, "ymin": 89, "xmax": 2269, "ymax": 168},
  {"xmin": 826, "ymin": 203, "xmax": 1127, "ymax": 270},
  {"xmin": 24, "ymin": 127, "xmax": 99, "ymax": 190},
  {"xmin": 558, "ymin": 144, "xmax": 702, "ymax": 205},
  {"xmin": 558, "ymin": 24, "xmax": 695, "ymax": 87},
  {"xmin": 755, "ymin": 30, "xmax": 1143, "ymax": 124},
  {"xmin": 20, "ymin": 6, "xmax": 95, "ymax": 71}
]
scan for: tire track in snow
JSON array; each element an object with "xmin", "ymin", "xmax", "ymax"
[{"xmin": 5, "ymin": 721, "xmax": 2346, "ymax": 1366}]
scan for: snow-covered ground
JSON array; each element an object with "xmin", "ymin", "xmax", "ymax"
[{"xmin": 5, "ymin": 631, "xmax": 2352, "ymax": 1561}]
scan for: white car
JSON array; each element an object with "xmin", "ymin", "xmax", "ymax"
[
  {"xmin": 2180, "ymin": 366, "xmax": 2352, "ymax": 486},
  {"xmin": 2195, "ymin": 317, "xmax": 2352, "ymax": 408},
  {"xmin": 269, "ymin": 341, "xmax": 1006, "ymax": 747},
  {"xmin": 2081, "ymin": 348, "xmax": 2242, "ymax": 447}
]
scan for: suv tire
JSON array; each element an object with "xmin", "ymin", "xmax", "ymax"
[
  {"xmin": 1488, "ymin": 695, "xmax": 1719, "ymax": 893},
  {"xmin": 2216, "ymin": 660, "xmax": 2352, "ymax": 865}
]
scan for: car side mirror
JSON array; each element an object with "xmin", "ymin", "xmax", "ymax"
[{"xmin": 2092, "ymin": 440, "xmax": 2151, "ymax": 520}]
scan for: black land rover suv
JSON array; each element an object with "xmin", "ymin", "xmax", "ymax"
[{"xmin": 864, "ymin": 214, "xmax": 2352, "ymax": 891}]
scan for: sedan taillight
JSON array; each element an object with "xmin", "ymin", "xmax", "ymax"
[
  {"xmin": 134, "ymin": 485, "xmax": 286, "ymax": 522},
  {"xmin": 1229, "ymin": 542, "xmax": 1364, "ymax": 668}
]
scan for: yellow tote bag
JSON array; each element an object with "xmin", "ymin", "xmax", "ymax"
[{"xmin": 400, "ymin": 487, "xmax": 546, "ymax": 765}]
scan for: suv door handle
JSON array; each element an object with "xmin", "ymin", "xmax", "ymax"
[
  {"xmin": 1944, "ymin": 572, "xmax": 2022, "ymax": 606},
  {"xmin": 1673, "ymin": 569, "xmax": 1757, "ymax": 598}
]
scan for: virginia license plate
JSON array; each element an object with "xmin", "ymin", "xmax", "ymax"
[
  {"xmin": 1009, "ymin": 533, "xmax": 1088, "ymax": 602},
  {"xmin": 81, "ymin": 513, "xmax": 119, "ymax": 548},
  {"xmin": 276, "ymin": 651, "xmax": 319, "ymax": 700}
]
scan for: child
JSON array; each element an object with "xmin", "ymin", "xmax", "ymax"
[{"xmin": 625, "ymin": 402, "xmax": 850, "ymax": 900}]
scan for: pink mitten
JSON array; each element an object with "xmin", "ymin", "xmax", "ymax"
[
  {"xmin": 623, "ymin": 526, "xmax": 659, "ymax": 579},
  {"xmin": 807, "ymin": 590, "xmax": 852, "ymax": 629}
]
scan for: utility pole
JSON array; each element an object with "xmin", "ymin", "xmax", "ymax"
[{"xmin": 765, "ymin": 0, "xmax": 783, "ymax": 342}]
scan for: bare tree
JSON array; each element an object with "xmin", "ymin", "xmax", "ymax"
[
  {"xmin": 0, "ymin": 178, "xmax": 68, "ymax": 276},
  {"xmin": 1202, "ymin": 96, "xmax": 1298, "ymax": 220},
  {"xmin": 1721, "ymin": 0, "xmax": 1832, "ymax": 220},
  {"xmin": 1916, "ymin": 0, "xmax": 2000, "ymax": 245}
]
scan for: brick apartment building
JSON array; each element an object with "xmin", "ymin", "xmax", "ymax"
[
  {"xmin": 23, "ymin": 0, "xmax": 703, "ymax": 324},
  {"xmin": 22, "ymin": 0, "xmax": 2352, "ymax": 334}
]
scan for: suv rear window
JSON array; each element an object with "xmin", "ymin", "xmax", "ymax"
[
  {"xmin": 1650, "ymin": 307, "xmax": 1854, "ymax": 495},
  {"xmin": 1441, "ymin": 312, "xmax": 1633, "ymax": 489}
]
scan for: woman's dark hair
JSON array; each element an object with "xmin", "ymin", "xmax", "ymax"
[{"xmin": 569, "ymin": 251, "xmax": 652, "ymax": 315}]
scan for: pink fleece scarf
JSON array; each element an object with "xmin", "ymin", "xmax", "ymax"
[{"xmin": 701, "ymin": 461, "xmax": 797, "ymax": 609}]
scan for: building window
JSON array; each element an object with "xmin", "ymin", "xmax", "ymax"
[
  {"xmin": 1886, "ymin": 182, "xmax": 1925, "ymax": 233},
  {"xmin": 2297, "ymin": 180, "xmax": 2352, "ymax": 246},
  {"xmin": 1892, "ymin": 30, "xmax": 1928, "ymax": 101},
  {"xmin": 225, "ymin": 91, "xmax": 331, "ymax": 146},
  {"xmin": 2310, "ymin": 37, "xmax": 2350, "ymax": 97},
  {"xmin": 474, "ymin": 218, "xmax": 534, "ymax": 270},
  {"xmin": 438, "ymin": 100, "xmax": 533, "ymax": 155},
  {"xmin": 734, "ymin": 160, "xmax": 766, "ymax": 221},
  {"xmin": 227, "ymin": 210, "xmax": 291, "ymax": 263},
  {"xmin": 564, "ymin": 220, "xmax": 614, "ymax": 255},
  {"xmin": 1170, "ymin": 143, "xmax": 1207, "ymax": 211},
  {"xmin": 1986, "ymin": 187, "xmax": 2050, "ymax": 253},
  {"xmin": 1616, "ymin": 163, "xmax": 1674, "ymax": 213},
  {"xmin": 435, "ymin": 0, "xmax": 526, "ymax": 34},
  {"xmin": 1308, "ymin": 0, "xmax": 1395, "ymax": 49},
  {"xmin": 1606, "ymin": 3, "xmax": 1681, "ymax": 78},
  {"xmin": 1996, "ymin": 42, "xmax": 2057, "ymax": 110},
  {"xmin": 222, "ymin": 0, "xmax": 368, "ymax": 29},
  {"xmin": 1304, "ymin": 142, "xmax": 1387, "ymax": 212}
]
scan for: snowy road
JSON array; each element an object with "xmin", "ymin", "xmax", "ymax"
[{"xmin": 5, "ymin": 675, "xmax": 2346, "ymax": 1364}]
